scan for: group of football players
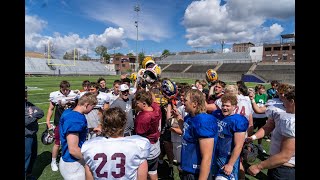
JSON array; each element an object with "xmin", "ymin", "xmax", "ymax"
[{"xmin": 26, "ymin": 56, "xmax": 295, "ymax": 180}]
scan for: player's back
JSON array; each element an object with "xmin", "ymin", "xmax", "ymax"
[
  {"xmin": 81, "ymin": 135, "xmax": 150, "ymax": 180},
  {"xmin": 235, "ymin": 94, "xmax": 253, "ymax": 121}
]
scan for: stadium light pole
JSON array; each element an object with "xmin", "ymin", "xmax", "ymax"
[
  {"xmin": 134, "ymin": 4, "xmax": 140, "ymax": 69},
  {"xmin": 221, "ymin": 39, "xmax": 225, "ymax": 53}
]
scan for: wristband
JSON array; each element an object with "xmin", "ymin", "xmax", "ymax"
[
  {"xmin": 251, "ymin": 135, "xmax": 257, "ymax": 140},
  {"xmin": 251, "ymin": 100, "xmax": 255, "ymax": 104}
]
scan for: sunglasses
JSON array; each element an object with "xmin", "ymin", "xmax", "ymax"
[{"xmin": 121, "ymin": 90, "xmax": 129, "ymax": 93}]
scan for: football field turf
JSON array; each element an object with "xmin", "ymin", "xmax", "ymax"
[{"xmin": 26, "ymin": 75, "xmax": 270, "ymax": 180}]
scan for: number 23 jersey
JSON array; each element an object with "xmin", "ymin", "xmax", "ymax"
[{"xmin": 81, "ymin": 135, "xmax": 151, "ymax": 180}]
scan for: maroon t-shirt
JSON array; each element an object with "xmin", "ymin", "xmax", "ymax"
[{"xmin": 134, "ymin": 102, "xmax": 162, "ymax": 144}]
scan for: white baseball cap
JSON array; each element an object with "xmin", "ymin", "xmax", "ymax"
[{"xmin": 119, "ymin": 84, "xmax": 129, "ymax": 91}]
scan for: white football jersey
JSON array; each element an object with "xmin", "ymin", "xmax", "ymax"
[
  {"xmin": 215, "ymin": 94, "xmax": 253, "ymax": 121},
  {"xmin": 80, "ymin": 91, "xmax": 109, "ymax": 109},
  {"xmin": 49, "ymin": 90, "xmax": 78, "ymax": 105},
  {"xmin": 106, "ymin": 92, "xmax": 119, "ymax": 106},
  {"xmin": 265, "ymin": 98, "xmax": 286, "ymax": 118},
  {"xmin": 81, "ymin": 135, "xmax": 150, "ymax": 180}
]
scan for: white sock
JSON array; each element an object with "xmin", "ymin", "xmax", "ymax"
[{"xmin": 52, "ymin": 158, "xmax": 56, "ymax": 163}]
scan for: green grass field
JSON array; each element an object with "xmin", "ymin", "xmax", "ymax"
[{"xmin": 26, "ymin": 75, "xmax": 271, "ymax": 180}]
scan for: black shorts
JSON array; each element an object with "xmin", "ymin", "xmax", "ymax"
[
  {"xmin": 160, "ymin": 128, "xmax": 171, "ymax": 142},
  {"xmin": 147, "ymin": 157, "xmax": 159, "ymax": 172},
  {"xmin": 253, "ymin": 117, "xmax": 268, "ymax": 130}
]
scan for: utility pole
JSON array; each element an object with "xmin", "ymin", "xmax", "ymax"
[
  {"xmin": 220, "ymin": 39, "xmax": 225, "ymax": 53},
  {"xmin": 134, "ymin": 4, "xmax": 140, "ymax": 69}
]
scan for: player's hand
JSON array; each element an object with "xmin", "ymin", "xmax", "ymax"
[
  {"xmin": 245, "ymin": 137, "xmax": 253, "ymax": 143},
  {"xmin": 47, "ymin": 123, "xmax": 53, "ymax": 129},
  {"xmin": 248, "ymin": 164, "xmax": 261, "ymax": 176},
  {"xmin": 248, "ymin": 92, "xmax": 255, "ymax": 100},
  {"xmin": 93, "ymin": 127, "xmax": 102, "ymax": 135},
  {"xmin": 221, "ymin": 164, "xmax": 233, "ymax": 176}
]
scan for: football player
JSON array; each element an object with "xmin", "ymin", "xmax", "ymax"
[
  {"xmin": 211, "ymin": 94, "xmax": 249, "ymax": 180},
  {"xmin": 81, "ymin": 107, "xmax": 150, "ymax": 180},
  {"xmin": 46, "ymin": 80, "xmax": 78, "ymax": 171},
  {"xmin": 59, "ymin": 92, "xmax": 98, "ymax": 179}
]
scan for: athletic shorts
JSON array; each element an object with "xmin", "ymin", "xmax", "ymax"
[
  {"xmin": 160, "ymin": 128, "xmax": 171, "ymax": 142},
  {"xmin": 59, "ymin": 157, "xmax": 85, "ymax": 180},
  {"xmin": 253, "ymin": 117, "xmax": 268, "ymax": 130},
  {"xmin": 147, "ymin": 156, "xmax": 159, "ymax": 172},
  {"xmin": 54, "ymin": 125, "xmax": 60, "ymax": 145}
]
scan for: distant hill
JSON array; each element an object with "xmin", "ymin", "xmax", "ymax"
[{"xmin": 25, "ymin": 51, "xmax": 51, "ymax": 58}]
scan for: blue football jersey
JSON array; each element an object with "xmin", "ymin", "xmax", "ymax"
[
  {"xmin": 180, "ymin": 113, "xmax": 219, "ymax": 174},
  {"xmin": 211, "ymin": 109, "xmax": 249, "ymax": 179},
  {"xmin": 60, "ymin": 109, "xmax": 88, "ymax": 162}
]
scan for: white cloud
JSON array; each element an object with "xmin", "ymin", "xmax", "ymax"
[
  {"xmin": 25, "ymin": 14, "xmax": 127, "ymax": 58},
  {"xmin": 25, "ymin": 15, "xmax": 47, "ymax": 34},
  {"xmin": 80, "ymin": 0, "xmax": 173, "ymax": 42},
  {"xmin": 183, "ymin": 0, "xmax": 294, "ymax": 48}
]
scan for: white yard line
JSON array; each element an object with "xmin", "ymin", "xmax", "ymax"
[{"xmin": 33, "ymin": 102, "xmax": 49, "ymax": 105}]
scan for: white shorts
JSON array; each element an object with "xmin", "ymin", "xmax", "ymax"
[
  {"xmin": 215, "ymin": 175, "xmax": 229, "ymax": 180},
  {"xmin": 59, "ymin": 157, "xmax": 85, "ymax": 180},
  {"xmin": 172, "ymin": 142, "xmax": 182, "ymax": 163}
]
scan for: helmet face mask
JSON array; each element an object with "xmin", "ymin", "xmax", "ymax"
[
  {"xmin": 161, "ymin": 79, "xmax": 177, "ymax": 99},
  {"xmin": 142, "ymin": 57, "xmax": 155, "ymax": 69},
  {"xmin": 242, "ymin": 143, "xmax": 258, "ymax": 163},
  {"xmin": 41, "ymin": 125, "xmax": 55, "ymax": 145},
  {"xmin": 143, "ymin": 64, "xmax": 161, "ymax": 84},
  {"xmin": 206, "ymin": 69, "xmax": 218, "ymax": 82}
]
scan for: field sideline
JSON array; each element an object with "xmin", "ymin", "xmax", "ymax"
[{"xmin": 25, "ymin": 75, "xmax": 270, "ymax": 180}]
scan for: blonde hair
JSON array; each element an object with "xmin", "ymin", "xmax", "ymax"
[
  {"xmin": 185, "ymin": 89, "xmax": 206, "ymax": 114},
  {"xmin": 78, "ymin": 92, "xmax": 98, "ymax": 106},
  {"xmin": 224, "ymin": 84, "xmax": 238, "ymax": 95}
]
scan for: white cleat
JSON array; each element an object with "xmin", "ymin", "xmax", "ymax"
[{"xmin": 51, "ymin": 161, "xmax": 58, "ymax": 171}]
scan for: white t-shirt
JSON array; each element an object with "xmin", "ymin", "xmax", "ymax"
[
  {"xmin": 81, "ymin": 135, "xmax": 150, "ymax": 180},
  {"xmin": 268, "ymin": 111, "xmax": 295, "ymax": 165}
]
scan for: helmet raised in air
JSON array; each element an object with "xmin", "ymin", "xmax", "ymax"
[
  {"xmin": 142, "ymin": 56, "xmax": 155, "ymax": 69},
  {"xmin": 161, "ymin": 79, "xmax": 177, "ymax": 99},
  {"xmin": 206, "ymin": 69, "xmax": 218, "ymax": 82}
]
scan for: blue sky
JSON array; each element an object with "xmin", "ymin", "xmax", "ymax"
[{"xmin": 25, "ymin": 0, "xmax": 295, "ymax": 59}]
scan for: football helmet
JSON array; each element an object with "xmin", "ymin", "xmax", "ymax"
[
  {"xmin": 242, "ymin": 143, "xmax": 258, "ymax": 163},
  {"xmin": 142, "ymin": 56, "xmax": 155, "ymax": 69},
  {"xmin": 41, "ymin": 125, "xmax": 55, "ymax": 145},
  {"xmin": 206, "ymin": 69, "xmax": 218, "ymax": 82},
  {"xmin": 161, "ymin": 79, "xmax": 178, "ymax": 99},
  {"xmin": 143, "ymin": 64, "xmax": 162, "ymax": 83},
  {"xmin": 137, "ymin": 68, "xmax": 145, "ymax": 78},
  {"xmin": 130, "ymin": 72, "xmax": 137, "ymax": 82}
]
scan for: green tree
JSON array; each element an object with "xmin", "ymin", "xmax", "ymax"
[
  {"xmin": 95, "ymin": 45, "xmax": 108, "ymax": 59},
  {"xmin": 63, "ymin": 49, "xmax": 79, "ymax": 60},
  {"xmin": 207, "ymin": 49, "xmax": 215, "ymax": 53},
  {"xmin": 115, "ymin": 52, "xmax": 124, "ymax": 56},
  {"xmin": 162, "ymin": 49, "xmax": 170, "ymax": 56},
  {"xmin": 80, "ymin": 54, "xmax": 91, "ymax": 61},
  {"xmin": 138, "ymin": 52, "xmax": 145, "ymax": 67},
  {"xmin": 103, "ymin": 53, "xmax": 111, "ymax": 64},
  {"xmin": 127, "ymin": 53, "xmax": 134, "ymax": 57}
]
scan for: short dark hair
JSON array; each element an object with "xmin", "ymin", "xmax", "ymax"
[
  {"xmin": 121, "ymin": 78, "xmax": 131, "ymax": 84},
  {"xmin": 97, "ymin": 77, "xmax": 106, "ymax": 83},
  {"xmin": 82, "ymin": 80, "xmax": 90, "ymax": 87}
]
